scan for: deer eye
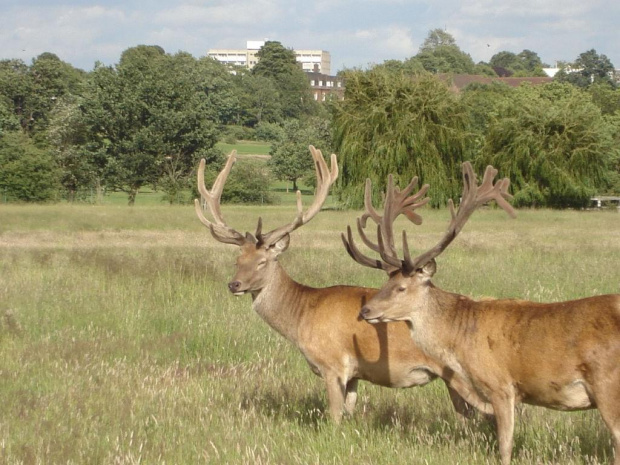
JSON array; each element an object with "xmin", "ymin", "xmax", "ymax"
[
  {"xmin": 397, "ymin": 286, "xmax": 406, "ymax": 292},
  {"xmin": 257, "ymin": 259, "xmax": 267, "ymax": 268}
]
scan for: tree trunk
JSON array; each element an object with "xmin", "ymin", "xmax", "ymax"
[{"xmin": 128, "ymin": 188, "xmax": 138, "ymax": 206}]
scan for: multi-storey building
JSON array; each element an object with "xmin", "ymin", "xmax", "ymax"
[{"xmin": 207, "ymin": 40, "xmax": 331, "ymax": 75}]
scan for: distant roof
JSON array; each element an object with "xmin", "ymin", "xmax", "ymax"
[{"xmin": 437, "ymin": 74, "xmax": 553, "ymax": 91}]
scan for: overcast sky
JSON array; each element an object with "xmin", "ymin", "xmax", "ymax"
[{"xmin": 2, "ymin": 0, "xmax": 619, "ymax": 73}]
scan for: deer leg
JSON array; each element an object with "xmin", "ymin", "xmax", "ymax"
[
  {"xmin": 324, "ymin": 373, "xmax": 346, "ymax": 424},
  {"xmin": 344, "ymin": 378, "xmax": 359, "ymax": 416},
  {"xmin": 447, "ymin": 385, "xmax": 476, "ymax": 419},
  {"xmin": 491, "ymin": 394, "xmax": 516, "ymax": 465},
  {"xmin": 592, "ymin": 384, "xmax": 620, "ymax": 464}
]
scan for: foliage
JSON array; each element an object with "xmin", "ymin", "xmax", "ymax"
[
  {"xmin": 220, "ymin": 159, "xmax": 274, "ymax": 204},
  {"xmin": 556, "ymin": 49, "xmax": 616, "ymax": 89},
  {"xmin": 80, "ymin": 46, "xmax": 220, "ymax": 205},
  {"xmin": 268, "ymin": 118, "xmax": 332, "ymax": 191},
  {"xmin": 0, "ymin": 54, "xmax": 84, "ymax": 135},
  {"xmin": 0, "ymin": 131, "xmax": 61, "ymax": 202},
  {"xmin": 255, "ymin": 121, "xmax": 285, "ymax": 141},
  {"xmin": 414, "ymin": 29, "xmax": 476, "ymax": 74},
  {"xmin": 588, "ymin": 82, "xmax": 620, "ymax": 115},
  {"xmin": 478, "ymin": 82, "xmax": 617, "ymax": 208},
  {"xmin": 252, "ymin": 41, "xmax": 317, "ymax": 120},
  {"xmin": 489, "ymin": 50, "xmax": 547, "ymax": 77},
  {"xmin": 332, "ymin": 68, "xmax": 471, "ymax": 208}
]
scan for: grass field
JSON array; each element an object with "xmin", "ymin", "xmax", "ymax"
[{"xmin": 0, "ymin": 201, "xmax": 619, "ymax": 464}]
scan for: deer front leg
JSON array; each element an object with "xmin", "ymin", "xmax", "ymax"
[
  {"xmin": 344, "ymin": 378, "xmax": 359, "ymax": 416},
  {"xmin": 491, "ymin": 393, "xmax": 516, "ymax": 465},
  {"xmin": 324, "ymin": 373, "xmax": 347, "ymax": 423}
]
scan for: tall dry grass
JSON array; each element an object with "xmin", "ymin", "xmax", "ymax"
[{"xmin": 0, "ymin": 203, "xmax": 618, "ymax": 464}]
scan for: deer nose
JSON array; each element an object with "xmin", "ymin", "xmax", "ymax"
[
  {"xmin": 228, "ymin": 281, "xmax": 242, "ymax": 293},
  {"xmin": 359, "ymin": 306, "xmax": 371, "ymax": 320}
]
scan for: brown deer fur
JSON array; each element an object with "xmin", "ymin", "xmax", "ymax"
[{"xmin": 348, "ymin": 162, "xmax": 620, "ymax": 463}]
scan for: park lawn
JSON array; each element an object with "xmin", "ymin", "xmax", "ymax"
[{"xmin": 0, "ymin": 202, "xmax": 618, "ymax": 464}]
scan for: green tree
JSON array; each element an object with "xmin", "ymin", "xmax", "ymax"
[
  {"xmin": 557, "ymin": 49, "xmax": 615, "ymax": 88},
  {"xmin": 589, "ymin": 82, "xmax": 620, "ymax": 115},
  {"xmin": 479, "ymin": 82, "xmax": 616, "ymax": 208},
  {"xmin": 415, "ymin": 29, "xmax": 476, "ymax": 74},
  {"xmin": 0, "ymin": 131, "xmax": 61, "ymax": 202},
  {"xmin": 235, "ymin": 73, "xmax": 282, "ymax": 125},
  {"xmin": 46, "ymin": 95, "xmax": 94, "ymax": 201},
  {"xmin": 489, "ymin": 50, "xmax": 546, "ymax": 76},
  {"xmin": 332, "ymin": 68, "xmax": 471, "ymax": 208},
  {"xmin": 81, "ymin": 46, "xmax": 220, "ymax": 205},
  {"xmin": 268, "ymin": 118, "xmax": 331, "ymax": 191},
  {"xmin": 0, "ymin": 54, "xmax": 84, "ymax": 135},
  {"xmin": 252, "ymin": 41, "xmax": 317, "ymax": 119}
]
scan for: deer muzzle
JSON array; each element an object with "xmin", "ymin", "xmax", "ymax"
[
  {"xmin": 359, "ymin": 305, "xmax": 383, "ymax": 324},
  {"xmin": 228, "ymin": 281, "xmax": 244, "ymax": 295}
]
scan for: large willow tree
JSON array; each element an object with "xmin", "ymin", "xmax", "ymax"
[
  {"xmin": 478, "ymin": 82, "xmax": 616, "ymax": 208},
  {"xmin": 332, "ymin": 68, "xmax": 472, "ymax": 208}
]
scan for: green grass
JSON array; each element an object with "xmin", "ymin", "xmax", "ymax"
[
  {"xmin": 216, "ymin": 140, "xmax": 272, "ymax": 156},
  {"xmin": 0, "ymin": 204, "xmax": 618, "ymax": 464}
]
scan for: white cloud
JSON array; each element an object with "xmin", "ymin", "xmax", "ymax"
[{"xmin": 154, "ymin": 0, "xmax": 281, "ymax": 26}]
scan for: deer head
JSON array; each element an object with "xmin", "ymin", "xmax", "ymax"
[
  {"xmin": 342, "ymin": 162, "xmax": 516, "ymax": 322},
  {"xmin": 195, "ymin": 146, "xmax": 338, "ymax": 296}
]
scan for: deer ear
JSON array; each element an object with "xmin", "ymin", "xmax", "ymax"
[
  {"xmin": 271, "ymin": 234, "xmax": 290, "ymax": 255},
  {"xmin": 420, "ymin": 259, "xmax": 437, "ymax": 279}
]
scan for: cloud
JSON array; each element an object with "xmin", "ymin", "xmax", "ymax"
[{"xmin": 154, "ymin": 0, "xmax": 281, "ymax": 26}]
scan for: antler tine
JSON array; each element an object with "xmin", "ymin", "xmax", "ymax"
[
  {"xmin": 403, "ymin": 161, "xmax": 515, "ymax": 273},
  {"xmin": 259, "ymin": 146, "xmax": 338, "ymax": 246},
  {"xmin": 195, "ymin": 153, "xmax": 246, "ymax": 246},
  {"xmin": 341, "ymin": 226, "xmax": 397, "ymax": 273},
  {"xmin": 344, "ymin": 172, "xmax": 430, "ymax": 275}
]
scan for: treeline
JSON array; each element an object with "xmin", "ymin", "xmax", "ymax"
[{"xmin": 1, "ymin": 30, "xmax": 619, "ymax": 208}]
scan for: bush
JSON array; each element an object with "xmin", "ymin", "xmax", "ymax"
[
  {"xmin": 255, "ymin": 121, "xmax": 284, "ymax": 142},
  {"xmin": 0, "ymin": 132, "xmax": 61, "ymax": 202},
  {"xmin": 221, "ymin": 160, "xmax": 274, "ymax": 204}
]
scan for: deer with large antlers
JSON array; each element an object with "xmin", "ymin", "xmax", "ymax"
[
  {"xmin": 195, "ymin": 146, "xmax": 482, "ymax": 423},
  {"xmin": 344, "ymin": 161, "xmax": 620, "ymax": 464}
]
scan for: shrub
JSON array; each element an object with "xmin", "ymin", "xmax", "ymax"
[{"xmin": 0, "ymin": 132, "xmax": 61, "ymax": 202}]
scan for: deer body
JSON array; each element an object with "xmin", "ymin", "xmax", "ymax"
[
  {"xmin": 345, "ymin": 162, "xmax": 620, "ymax": 463},
  {"xmin": 363, "ymin": 267, "xmax": 620, "ymax": 464}
]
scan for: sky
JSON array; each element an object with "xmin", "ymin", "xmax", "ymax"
[{"xmin": 1, "ymin": 0, "xmax": 619, "ymax": 74}]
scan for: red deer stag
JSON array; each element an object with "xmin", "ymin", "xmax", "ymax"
[
  {"xmin": 195, "ymin": 146, "xmax": 483, "ymax": 423},
  {"xmin": 344, "ymin": 162, "xmax": 620, "ymax": 464}
]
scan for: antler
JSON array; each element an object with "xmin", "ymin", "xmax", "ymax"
[
  {"xmin": 194, "ymin": 146, "xmax": 338, "ymax": 248},
  {"xmin": 341, "ymin": 174, "xmax": 430, "ymax": 273},
  {"xmin": 194, "ymin": 151, "xmax": 247, "ymax": 246},
  {"xmin": 257, "ymin": 145, "xmax": 338, "ymax": 246},
  {"xmin": 400, "ymin": 162, "xmax": 515, "ymax": 273}
]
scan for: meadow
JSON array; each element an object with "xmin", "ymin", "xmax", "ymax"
[{"xmin": 0, "ymin": 199, "xmax": 619, "ymax": 464}]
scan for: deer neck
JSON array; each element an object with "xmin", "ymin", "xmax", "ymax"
[
  {"xmin": 408, "ymin": 285, "xmax": 472, "ymax": 367},
  {"xmin": 250, "ymin": 262, "xmax": 308, "ymax": 344}
]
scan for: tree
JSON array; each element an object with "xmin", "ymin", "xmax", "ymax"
[
  {"xmin": 81, "ymin": 46, "xmax": 220, "ymax": 205},
  {"xmin": 332, "ymin": 68, "xmax": 472, "ymax": 208},
  {"xmin": 478, "ymin": 82, "xmax": 616, "ymax": 208},
  {"xmin": 268, "ymin": 118, "xmax": 331, "ymax": 191},
  {"xmin": 252, "ymin": 41, "xmax": 317, "ymax": 119},
  {"xmin": 0, "ymin": 131, "xmax": 61, "ymax": 202},
  {"xmin": 414, "ymin": 29, "xmax": 476, "ymax": 74},
  {"xmin": 46, "ymin": 95, "xmax": 94, "ymax": 201},
  {"xmin": 489, "ymin": 50, "xmax": 546, "ymax": 77},
  {"xmin": 556, "ymin": 49, "xmax": 615, "ymax": 88}
]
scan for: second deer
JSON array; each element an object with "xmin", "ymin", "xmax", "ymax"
[{"xmin": 344, "ymin": 162, "xmax": 620, "ymax": 464}]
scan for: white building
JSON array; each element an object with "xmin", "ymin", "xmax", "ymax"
[{"xmin": 208, "ymin": 41, "xmax": 331, "ymax": 75}]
